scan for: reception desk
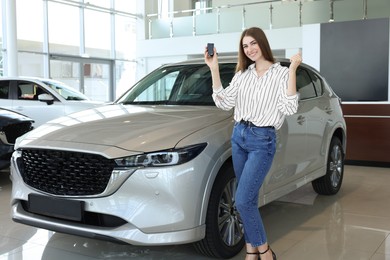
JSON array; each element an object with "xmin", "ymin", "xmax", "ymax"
[{"xmin": 342, "ymin": 104, "xmax": 390, "ymax": 164}]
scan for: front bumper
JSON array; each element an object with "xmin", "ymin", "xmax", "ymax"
[
  {"xmin": 12, "ymin": 201, "xmax": 205, "ymax": 245},
  {"xmin": 10, "ymin": 151, "xmax": 212, "ymax": 245}
]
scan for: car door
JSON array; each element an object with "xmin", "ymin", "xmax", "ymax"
[
  {"xmin": 11, "ymin": 80, "xmax": 66, "ymax": 127},
  {"xmin": 303, "ymin": 70, "xmax": 331, "ymax": 172},
  {"xmin": 262, "ymin": 67, "xmax": 318, "ymax": 201}
]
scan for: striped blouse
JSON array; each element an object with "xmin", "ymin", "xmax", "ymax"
[{"xmin": 212, "ymin": 62, "xmax": 299, "ymax": 130}]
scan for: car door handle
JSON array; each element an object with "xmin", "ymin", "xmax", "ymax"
[
  {"xmin": 15, "ymin": 106, "xmax": 24, "ymax": 111},
  {"xmin": 325, "ymin": 107, "xmax": 333, "ymax": 114},
  {"xmin": 297, "ymin": 115, "xmax": 305, "ymax": 125}
]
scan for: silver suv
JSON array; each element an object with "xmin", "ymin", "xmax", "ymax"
[{"xmin": 10, "ymin": 57, "xmax": 346, "ymax": 258}]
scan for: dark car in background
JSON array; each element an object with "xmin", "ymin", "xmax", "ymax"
[{"xmin": 0, "ymin": 108, "xmax": 33, "ymax": 170}]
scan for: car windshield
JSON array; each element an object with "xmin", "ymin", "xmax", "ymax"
[
  {"xmin": 116, "ymin": 63, "xmax": 236, "ymax": 106},
  {"xmin": 42, "ymin": 80, "xmax": 90, "ymax": 101}
]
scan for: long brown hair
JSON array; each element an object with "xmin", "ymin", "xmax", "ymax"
[{"xmin": 236, "ymin": 27, "xmax": 275, "ymax": 73}]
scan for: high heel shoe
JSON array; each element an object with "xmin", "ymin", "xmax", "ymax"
[
  {"xmin": 246, "ymin": 251, "xmax": 260, "ymax": 260},
  {"xmin": 259, "ymin": 245, "xmax": 276, "ymax": 260}
]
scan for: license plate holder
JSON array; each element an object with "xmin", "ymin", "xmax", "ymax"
[{"xmin": 28, "ymin": 194, "xmax": 85, "ymax": 222}]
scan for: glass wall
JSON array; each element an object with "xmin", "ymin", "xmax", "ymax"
[
  {"xmin": 49, "ymin": 56, "xmax": 113, "ymax": 102},
  {"xmin": 115, "ymin": 15, "xmax": 137, "ymax": 60},
  {"xmin": 1, "ymin": 0, "xmax": 138, "ymax": 101},
  {"xmin": 84, "ymin": 9, "xmax": 111, "ymax": 58},
  {"xmin": 18, "ymin": 52, "xmax": 44, "ymax": 76},
  {"xmin": 0, "ymin": 2, "xmax": 3, "ymax": 76},
  {"xmin": 16, "ymin": 0, "xmax": 44, "ymax": 52},
  {"xmin": 116, "ymin": 61, "xmax": 137, "ymax": 98},
  {"xmin": 83, "ymin": 62, "xmax": 111, "ymax": 101},
  {"xmin": 48, "ymin": 2, "xmax": 80, "ymax": 56},
  {"xmin": 148, "ymin": 0, "xmax": 390, "ymax": 39}
]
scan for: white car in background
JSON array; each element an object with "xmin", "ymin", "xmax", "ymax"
[
  {"xmin": 10, "ymin": 58, "xmax": 347, "ymax": 258},
  {"xmin": 0, "ymin": 77, "xmax": 103, "ymax": 127}
]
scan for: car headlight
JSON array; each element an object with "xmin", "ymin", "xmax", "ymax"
[{"xmin": 114, "ymin": 143, "xmax": 207, "ymax": 167}]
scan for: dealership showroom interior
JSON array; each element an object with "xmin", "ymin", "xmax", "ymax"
[{"xmin": 1, "ymin": 0, "xmax": 390, "ymax": 259}]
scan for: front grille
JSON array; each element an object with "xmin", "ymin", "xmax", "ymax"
[{"xmin": 20, "ymin": 149, "xmax": 116, "ymax": 196}]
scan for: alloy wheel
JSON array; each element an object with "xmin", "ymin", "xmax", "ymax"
[{"xmin": 218, "ymin": 178, "xmax": 244, "ymax": 247}]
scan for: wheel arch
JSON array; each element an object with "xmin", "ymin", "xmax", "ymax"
[
  {"xmin": 331, "ymin": 125, "xmax": 347, "ymax": 158},
  {"xmin": 312, "ymin": 126, "xmax": 346, "ymax": 195},
  {"xmin": 198, "ymin": 154, "xmax": 233, "ymax": 227}
]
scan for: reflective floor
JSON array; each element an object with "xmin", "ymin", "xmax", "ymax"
[{"xmin": 1, "ymin": 165, "xmax": 390, "ymax": 260}]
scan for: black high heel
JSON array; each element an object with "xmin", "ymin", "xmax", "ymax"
[
  {"xmin": 259, "ymin": 245, "xmax": 276, "ymax": 260},
  {"xmin": 246, "ymin": 251, "xmax": 260, "ymax": 260}
]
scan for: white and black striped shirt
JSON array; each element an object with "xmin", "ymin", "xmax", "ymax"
[{"xmin": 212, "ymin": 62, "xmax": 298, "ymax": 130}]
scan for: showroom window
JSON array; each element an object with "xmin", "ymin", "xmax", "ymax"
[
  {"xmin": 48, "ymin": 2, "xmax": 81, "ymax": 56},
  {"xmin": 1, "ymin": 0, "xmax": 137, "ymax": 102},
  {"xmin": 84, "ymin": 9, "xmax": 111, "ymax": 59},
  {"xmin": 16, "ymin": 0, "xmax": 44, "ymax": 53}
]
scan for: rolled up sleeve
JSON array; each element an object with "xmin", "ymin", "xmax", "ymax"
[
  {"xmin": 212, "ymin": 72, "xmax": 240, "ymax": 111},
  {"xmin": 277, "ymin": 75, "xmax": 299, "ymax": 116}
]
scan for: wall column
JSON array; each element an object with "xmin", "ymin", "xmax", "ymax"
[{"xmin": 5, "ymin": 0, "xmax": 18, "ymax": 76}]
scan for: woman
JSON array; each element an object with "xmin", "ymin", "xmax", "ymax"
[{"xmin": 204, "ymin": 27, "xmax": 302, "ymax": 260}]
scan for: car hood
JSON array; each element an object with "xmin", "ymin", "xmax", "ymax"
[
  {"xmin": 0, "ymin": 108, "xmax": 34, "ymax": 127},
  {"xmin": 17, "ymin": 104, "xmax": 232, "ymax": 157}
]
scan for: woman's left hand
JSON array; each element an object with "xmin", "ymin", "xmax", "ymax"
[{"xmin": 289, "ymin": 53, "xmax": 302, "ymax": 71}]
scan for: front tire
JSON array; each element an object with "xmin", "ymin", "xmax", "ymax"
[
  {"xmin": 194, "ymin": 163, "xmax": 244, "ymax": 258},
  {"xmin": 312, "ymin": 136, "xmax": 344, "ymax": 195}
]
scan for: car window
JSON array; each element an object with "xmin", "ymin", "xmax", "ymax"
[
  {"xmin": 220, "ymin": 65, "xmax": 236, "ymax": 89},
  {"xmin": 117, "ymin": 63, "xmax": 235, "ymax": 106},
  {"xmin": 308, "ymin": 70, "xmax": 323, "ymax": 96},
  {"xmin": 0, "ymin": 81, "xmax": 10, "ymax": 99},
  {"xmin": 17, "ymin": 82, "xmax": 49, "ymax": 101},
  {"xmin": 43, "ymin": 80, "xmax": 89, "ymax": 101},
  {"xmin": 296, "ymin": 68, "xmax": 317, "ymax": 100},
  {"xmin": 133, "ymin": 71, "xmax": 179, "ymax": 102},
  {"xmin": 170, "ymin": 65, "xmax": 214, "ymax": 103}
]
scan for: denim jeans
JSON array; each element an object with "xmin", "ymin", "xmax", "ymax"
[{"xmin": 231, "ymin": 122, "xmax": 276, "ymax": 247}]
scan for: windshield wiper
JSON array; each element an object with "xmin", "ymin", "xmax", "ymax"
[{"xmin": 119, "ymin": 101, "xmax": 168, "ymax": 105}]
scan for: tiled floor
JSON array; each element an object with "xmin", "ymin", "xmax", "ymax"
[{"xmin": 1, "ymin": 165, "xmax": 390, "ymax": 260}]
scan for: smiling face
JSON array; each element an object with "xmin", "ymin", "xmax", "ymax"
[
  {"xmin": 242, "ymin": 36, "xmax": 263, "ymax": 62},
  {"xmin": 236, "ymin": 27, "xmax": 275, "ymax": 72}
]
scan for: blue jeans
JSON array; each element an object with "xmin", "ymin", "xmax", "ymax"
[{"xmin": 231, "ymin": 122, "xmax": 276, "ymax": 247}]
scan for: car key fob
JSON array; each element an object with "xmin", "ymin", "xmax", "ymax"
[{"xmin": 207, "ymin": 43, "xmax": 214, "ymax": 56}]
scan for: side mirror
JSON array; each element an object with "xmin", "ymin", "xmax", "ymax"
[{"xmin": 38, "ymin": 93, "xmax": 54, "ymax": 105}]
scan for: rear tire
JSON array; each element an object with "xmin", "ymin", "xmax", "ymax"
[
  {"xmin": 312, "ymin": 136, "xmax": 344, "ymax": 195},
  {"xmin": 194, "ymin": 163, "xmax": 244, "ymax": 258}
]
